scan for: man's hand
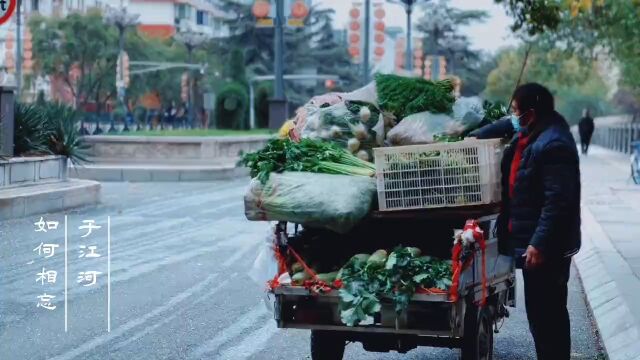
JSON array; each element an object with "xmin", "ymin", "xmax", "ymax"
[{"xmin": 523, "ymin": 245, "xmax": 544, "ymax": 269}]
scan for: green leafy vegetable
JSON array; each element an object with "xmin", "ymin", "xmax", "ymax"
[
  {"xmin": 239, "ymin": 138, "xmax": 376, "ymax": 183},
  {"xmin": 337, "ymin": 247, "xmax": 453, "ymax": 326},
  {"xmin": 375, "ymin": 74, "xmax": 455, "ymax": 119}
]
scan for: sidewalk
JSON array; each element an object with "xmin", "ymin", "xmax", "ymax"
[{"xmin": 576, "ymin": 146, "xmax": 640, "ymax": 360}]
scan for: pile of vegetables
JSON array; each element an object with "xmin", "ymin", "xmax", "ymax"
[
  {"xmin": 239, "ymin": 138, "xmax": 376, "ymax": 184},
  {"xmin": 336, "ymin": 247, "xmax": 452, "ymax": 326},
  {"xmin": 375, "ymin": 74, "xmax": 456, "ymax": 120}
]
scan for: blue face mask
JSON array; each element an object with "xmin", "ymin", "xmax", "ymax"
[{"xmin": 510, "ymin": 114, "xmax": 521, "ymax": 132}]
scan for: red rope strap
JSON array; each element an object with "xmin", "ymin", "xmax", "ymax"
[
  {"xmin": 288, "ymin": 246, "xmax": 332, "ymax": 294},
  {"xmin": 449, "ymin": 219, "xmax": 488, "ymax": 307}
]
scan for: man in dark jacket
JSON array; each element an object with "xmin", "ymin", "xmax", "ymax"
[
  {"xmin": 474, "ymin": 83, "xmax": 581, "ymax": 359},
  {"xmin": 578, "ymin": 109, "xmax": 595, "ymax": 154}
]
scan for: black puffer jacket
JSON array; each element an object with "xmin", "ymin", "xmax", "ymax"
[{"xmin": 495, "ymin": 112, "xmax": 581, "ymax": 259}]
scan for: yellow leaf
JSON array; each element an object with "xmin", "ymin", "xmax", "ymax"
[
  {"xmin": 571, "ymin": 2, "xmax": 580, "ymax": 17},
  {"xmin": 580, "ymin": 0, "xmax": 593, "ymax": 11}
]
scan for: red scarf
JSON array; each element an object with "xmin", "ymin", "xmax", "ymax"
[{"xmin": 508, "ymin": 133, "xmax": 529, "ymax": 232}]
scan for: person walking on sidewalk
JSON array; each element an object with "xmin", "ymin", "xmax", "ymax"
[
  {"xmin": 578, "ymin": 108, "xmax": 595, "ymax": 154},
  {"xmin": 476, "ymin": 83, "xmax": 581, "ymax": 359}
]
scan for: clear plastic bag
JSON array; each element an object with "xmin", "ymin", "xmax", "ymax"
[
  {"xmin": 452, "ymin": 97, "xmax": 485, "ymax": 130},
  {"xmin": 247, "ymin": 228, "xmax": 280, "ymax": 289},
  {"xmin": 387, "ymin": 111, "xmax": 461, "ymax": 145},
  {"xmin": 342, "ymin": 81, "xmax": 378, "ymax": 105},
  {"xmin": 244, "ymin": 172, "xmax": 377, "ymax": 234}
]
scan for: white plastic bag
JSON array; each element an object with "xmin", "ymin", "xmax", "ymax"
[
  {"xmin": 452, "ymin": 97, "xmax": 485, "ymax": 130},
  {"xmin": 387, "ymin": 112, "xmax": 461, "ymax": 145},
  {"xmin": 244, "ymin": 172, "xmax": 377, "ymax": 234},
  {"xmin": 247, "ymin": 228, "xmax": 280, "ymax": 289},
  {"xmin": 342, "ymin": 81, "xmax": 378, "ymax": 105}
]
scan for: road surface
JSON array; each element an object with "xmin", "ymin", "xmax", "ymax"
[{"xmin": 0, "ymin": 180, "xmax": 604, "ymax": 359}]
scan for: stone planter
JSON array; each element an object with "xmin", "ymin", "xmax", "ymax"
[{"xmin": 0, "ymin": 155, "xmax": 68, "ymax": 188}]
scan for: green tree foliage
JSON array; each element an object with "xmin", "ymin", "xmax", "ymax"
[
  {"xmin": 255, "ymin": 83, "xmax": 272, "ymax": 128},
  {"xmin": 416, "ymin": 0, "xmax": 491, "ymax": 95},
  {"xmin": 493, "ymin": 0, "xmax": 562, "ymax": 35},
  {"xmin": 30, "ymin": 11, "xmax": 118, "ymax": 110},
  {"xmin": 483, "ymin": 45, "xmax": 612, "ymax": 124},
  {"xmin": 215, "ymin": 82, "xmax": 249, "ymax": 129},
  {"xmin": 215, "ymin": 1, "xmax": 359, "ymax": 110}
]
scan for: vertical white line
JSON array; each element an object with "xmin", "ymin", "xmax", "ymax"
[
  {"xmin": 108, "ymin": 216, "xmax": 111, "ymax": 333},
  {"xmin": 65, "ymin": 215, "xmax": 68, "ymax": 333}
]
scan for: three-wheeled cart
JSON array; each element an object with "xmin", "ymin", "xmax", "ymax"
[{"xmin": 268, "ymin": 205, "xmax": 516, "ymax": 360}]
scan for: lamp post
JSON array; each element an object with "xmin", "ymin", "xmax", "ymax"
[
  {"xmin": 267, "ymin": 0, "xmax": 288, "ymax": 130},
  {"xmin": 104, "ymin": 5, "xmax": 140, "ymax": 133},
  {"xmin": 390, "ymin": 0, "xmax": 428, "ymax": 72},
  {"xmin": 175, "ymin": 30, "xmax": 208, "ymax": 129}
]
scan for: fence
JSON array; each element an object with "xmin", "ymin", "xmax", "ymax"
[{"xmin": 591, "ymin": 122, "xmax": 640, "ymax": 155}]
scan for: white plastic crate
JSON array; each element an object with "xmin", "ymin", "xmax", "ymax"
[{"xmin": 374, "ymin": 139, "xmax": 504, "ymax": 211}]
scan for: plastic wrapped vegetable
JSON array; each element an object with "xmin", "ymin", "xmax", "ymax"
[
  {"xmin": 387, "ymin": 112, "xmax": 462, "ymax": 145},
  {"xmin": 244, "ymin": 172, "xmax": 377, "ymax": 234}
]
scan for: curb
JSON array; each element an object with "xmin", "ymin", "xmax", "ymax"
[
  {"xmin": 0, "ymin": 179, "xmax": 101, "ymax": 221},
  {"xmin": 69, "ymin": 164, "xmax": 249, "ymax": 182},
  {"xmin": 575, "ymin": 205, "xmax": 640, "ymax": 360}
]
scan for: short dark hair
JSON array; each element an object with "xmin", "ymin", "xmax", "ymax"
[{"xmin": 511, "ymin": 83, "xmax": 555, "ymax": 117}]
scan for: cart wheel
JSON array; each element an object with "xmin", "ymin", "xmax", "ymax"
[
  {"xmin": 461, "ymin": 306, "xmax": 494, "ymax": 360},
  {"xmin": 310, "ymin": 330, "xmax": 345, "ymax": 360}
]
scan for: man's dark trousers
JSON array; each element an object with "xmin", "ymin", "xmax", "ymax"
[{"xmin": 523, "ymin": 257, "xmax": 572, "ymax": 360}]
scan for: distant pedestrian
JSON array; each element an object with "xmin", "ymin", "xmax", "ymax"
[
  {"xmin": 199, "ymin": 107, "xmax": 209, "ymax": 129},
  {"xmin": 578, "ymin": 109, "xmax": 595, "ymax": 154}
]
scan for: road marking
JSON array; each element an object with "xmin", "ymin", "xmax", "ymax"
[
  {"xmin": 221, "ymin": 242, "xmax": 257, "ymax": 268},
  {"xmin": 48, "ymin": 274, "xmax": 220, "ymax": 360},
  {"xmin": 215, "ymin": 320, "xmax": 280, "ymax": 360},
  {"xmin": 111, "ymin": 276, "xmax": 235, "ymax": 351},
  {"xmin": 188, "ymin": 306, "xmax": 269, "ymax": 359}
]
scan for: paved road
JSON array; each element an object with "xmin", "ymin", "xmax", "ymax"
[{"xmin": 0, "ymin": 180, "xmax": 604, "ymax": 359}]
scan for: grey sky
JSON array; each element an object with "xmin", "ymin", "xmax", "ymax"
[{"xmin": 316, "ymin": 0, "xmax": 519, "ymax": 53}]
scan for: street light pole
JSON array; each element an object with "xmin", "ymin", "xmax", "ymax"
[
  {"xmin": 273, "ymin": 0, "xmax": 285, "ymax": 101},
  {"xmin": 187, "ymin": 44, "xmax": 195, "ymax": 128},
  {"xmin": 363, "ymin": 0, "xmax": 370, "ymax": 84},
  {"xmin": 16, "ymin": 0, "xmax": 22, "ymax": 98},
  {"xmin": 175, "ymin": 31, "xmax": 208, "ymax": 129},
  {"xmin": 268, "ymin": 0, "xmax": 288, "ymax": 130},
  {"xmin": 405, "ymin": 5, "xmax": 412, "ymax": 71}
]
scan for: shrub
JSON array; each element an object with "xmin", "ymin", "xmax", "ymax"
[
  {"xmin": 215, "ymin": 82, "xmax": 249, "ymax": 129},
  {"xmin": 13, "ymin": 102, "xmax": 89, "ymax": 164}
]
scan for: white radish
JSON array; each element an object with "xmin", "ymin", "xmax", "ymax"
[
  {"xmin": 347, "ymin": 138, "xmax": 361, "ymax": 153},
  {"xmin": 357, "ymin": 150, "xmax": 370, "ymax": 162}
]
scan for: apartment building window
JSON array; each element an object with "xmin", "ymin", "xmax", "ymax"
[
  {"xmin": 176, "ymin": 4, "xmax": 191, "ymax": 20},
  {"xmin": 31, "ymin": 0, "xmax": 39, "ymax": 12},
  {"xmin": 196, "ymin": 10, "xmax": 207, "ymax": 26},
  {"xmin": 212, "ymin": 18, "xmax": 221, "ymax": 31}
]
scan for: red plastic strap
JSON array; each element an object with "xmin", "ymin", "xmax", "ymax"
[
  {"xmin": 288, "ymin": 246, "xmax": 318, "ymax": 280},
  {"xmin": 449, "ymin": 219, "xmax": 488, "ymax": 307}
]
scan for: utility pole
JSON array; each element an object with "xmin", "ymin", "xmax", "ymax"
[
  {"xmin": 15, "ymin": 0, "xmax": 22, "ymax": 98},
  {"xmin": 362, "ymin": 0, "xmax": 370, "ymax": 84},
  {"xmin": 405, "ymin": 4, "xmax": 412, "ymax": 71},
  {"xmin": 268, "ymin": 0, "xmax": 288, "ymax": 130}
]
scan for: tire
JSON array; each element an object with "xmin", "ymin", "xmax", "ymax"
[
  {"xmin": 310, "ymin": 330, "xmax": 345, "ymax": 360},
  {"xmin": 461, "ymin": 305, "xmax": 494, "ymax": 360}
]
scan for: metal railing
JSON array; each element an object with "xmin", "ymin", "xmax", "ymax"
[{"xmin": 591, "ymin": 122, "xmax": 640, "ymax": 154}]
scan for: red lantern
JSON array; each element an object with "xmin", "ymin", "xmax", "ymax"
[
  {"xmin": 349, "ymin": 46, "xmax": 361, "ymax": 58},
  {"xmin": 374, "ymin": 46, "xmax": 385, "ymax": 57},
  {"xmin": 349, "ymin": 33, "xmax": 361, "ymax": 44},
  {"xmin": 374, "ymin": 21, "xmax": 385, "ymax": 32},
  {"xmin": 374, "ymin": 32, "xmax": 385, "ymax": 44},
  {"xmin": 350, "ymin": 8, "xmax": 360, "ymax": 19},
  {"xmin": 252, "ymin": 0, "xmax": 271, "ymax": 19},
  {"xmin": 414, "ymin": 49, "xmax": 422, "ymax": 57},
  {"xmin": 350, "ymin": 21, "xmax": 361, "ymax": 31},
  {"xmin": 374, "ymin": 8, "xmax": 385, "ymax": 19},
  {"xmin": 5, "ymin": 58, "xmax": 15, "ymax": 68},
  {"xmin": 291, "ymin": 0, "xmax": 309, "ymax": 19},
  {"xmin": 325, "ymin": 79, "xmax": 336, "ymax": 89},
  {"xmin": 24, "ymin": 50, "xmax": 32, "ymax": 59}
]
